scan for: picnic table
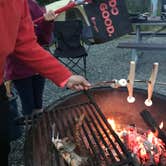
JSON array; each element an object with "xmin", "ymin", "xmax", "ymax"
[{"xmin": 117, "ymin": 17, "xmax": 166, "ymax": 62}]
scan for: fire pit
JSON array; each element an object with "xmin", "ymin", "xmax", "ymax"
[{"xmin": 24, "ymin": 87, "xmax": 166, "ymax": 166}]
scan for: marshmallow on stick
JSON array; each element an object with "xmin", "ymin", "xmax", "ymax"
[
  {"xmin": 144, "ymin": 62, "xmax": 159, "ymax": 107},
  {"xmin": 127, "ymin": 61, "xmax": 136, "ymax": 103}
]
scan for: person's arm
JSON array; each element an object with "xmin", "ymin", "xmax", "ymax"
[
  {"xmin": 13, "ymin": 0, "xmax": 91, "ymax": 90},
  {"xmin": 37, "ymin": 10, "xmax": 58, "ymax": 44},
  {"xmin": 29, "ymin": 0, "xmax": 56, "ymax": 45},
  {"xmin": 14, "ymin": 0, "xmax": 72, "ymax": 87}
]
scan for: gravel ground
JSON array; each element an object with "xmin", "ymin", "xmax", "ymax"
[{"xmin": 9, "ymin": 35, "xmax": 166, "ymax": 166}]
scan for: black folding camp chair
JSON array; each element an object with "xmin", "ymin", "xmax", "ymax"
[{"xmin": 53, "ymin": 20, "xmax": 88, "ymax": 78}]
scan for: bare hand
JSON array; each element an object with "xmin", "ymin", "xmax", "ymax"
[
  {"xmin": 43, "ymin": 10, "xmax": 58, "ymax": 21},
  {"xmin": 66, "ymin": 75, "xmax": 91, "ymax": 91}
]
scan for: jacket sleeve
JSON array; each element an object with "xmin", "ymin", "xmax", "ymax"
[{"xmin": 13, "ymin": 0, "xmax": 72, "ymax": 87}]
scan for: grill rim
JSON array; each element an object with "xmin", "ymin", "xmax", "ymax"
[
  {"xmin": 24, "ymin": 86, "xmax": 166, "ymax": 166},
  {"xmin": 44, "ymin": 86, "xmax": 166, "ymax": 113}
]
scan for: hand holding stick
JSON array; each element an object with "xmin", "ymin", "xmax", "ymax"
[
  {"xmin": 144, "ymin": 62, "xmax": 159, "ymax": 107},
  {"xmin": 33, "ymin": 0, "xmax": 90, "ymax": 24},
  {"xmin": 127, "ymin": 61, "xmax": 136, "ymax": 103}
]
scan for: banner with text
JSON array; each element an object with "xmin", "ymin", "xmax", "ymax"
[{"xmin": 84, "ymin": 0, "xmax": 132, "ymax": 43}]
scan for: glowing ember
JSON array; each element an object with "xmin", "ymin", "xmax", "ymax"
[{"xmin": 107, "ymin": 118, "xmax": 166, "ymax": 165}]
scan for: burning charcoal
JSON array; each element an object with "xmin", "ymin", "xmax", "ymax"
[
  {"xmin": 143, "ymin": 140, "xmax": 154, "ymax": 153},
  {"xmin": 159, "ymin": 153, "xmax": 166, "ymax": 166},
  {"xmin": 144, "ymin": 161, "xmax": 156, "ymax": 166},
  {"xmin": 129, "ymin": 123, "xmax": 136, "ymax": 128},
  {"xmin": 140, "ymin": 110, "xmax": 166, "ymax": 145},
  {"xmin": 130, "ymin": 153, "xmax": 141, "ymax": 166}
]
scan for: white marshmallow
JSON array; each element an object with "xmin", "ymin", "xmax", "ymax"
[
  {"xmin": 144, "ymin": 99, "xmax": 153, "ymax": 107},
  {"xmin": 118, "ymin": 79, "xmax": 127, "ymax": 87},
  {"xmin": 127, "ymin": 96, "xmax": 136, "ymax": 103}
]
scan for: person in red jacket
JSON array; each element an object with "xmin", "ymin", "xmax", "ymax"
[
  {"xmin": 0, "ymin": 0, "xmax": 91, "ymax": 165},
  {"xmin": 5, "ymin": 0, "xmax": 60, "ymax": 116}
]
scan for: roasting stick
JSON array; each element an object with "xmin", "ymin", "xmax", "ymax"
[
  {"xmin": 90, "ymin": 79, "xmax": 166, "ymax": 89},
  {"xmin": 127, "ymin": 61, "xmax": 136, "ymax": 103},
  {"xmin": 134, "ymin": 79, "xmax": 166, "ymax": 86},
  {"xmin": 33, "ymin": 0, "xmax": 90, "ymax": 24},
  {"xmin": 90, "ymin": 79, "xmax": 127, "ymax": 88},
  {"xmin": 144, "ymin": 62, "xmax": 159, "ymax": 107}
]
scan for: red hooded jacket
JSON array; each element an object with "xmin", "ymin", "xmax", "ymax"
[{"xmin": 0, "ymin": 0, "xmax": 72, "ymax": 86}]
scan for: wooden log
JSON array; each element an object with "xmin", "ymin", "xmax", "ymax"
[{"xmin": 140, "ymin": 110, "xmax": 166, "ymax": 145}]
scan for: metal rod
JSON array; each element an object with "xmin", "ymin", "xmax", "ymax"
[
  {"xmin": 70, "ymin": 105, "xmax": 94, "ymax": 161},
  {"xmin": 82, "ymin": 105, "xmax": 117, "ymax": 162},
  {"xmin": 90, "ymin": 79, "xmax": 166, "ymax": 89},
  {"xmin": 32, "ymin": 115, "xmax": 40, "ymax": 166},
  {"xmin": 84, "ymin": 90, "xmax": 140, "ymax": 166},
  {"xmin": 84, "ymin": 90, "xmax": 133, "ymax": 158},
  {"xmin": 90, "ymin": 79, "xmax": 127, "ymax": 89},
  {"xmin": 36, "ymin": 117, "xmax": 45, "ymax": 166},
  {"xmin": 87, "ymin": 104, "xmax": 124, "ymax": 160},
  {"xmin": 57, "ymin": 110, "xmax": 66, "ymax": 137},
  {"xmin": 84, "ymin": 116, "xmax": 111, "ymax": 165},
  {"xmin": 58, "ymin": 107, "xmax": 74, "ymax": 138},
  {"xmin": 42, "ymin": 112, "xmax": 53, "ymax": 165},
  {"xmin": 74, "ymin": 107, "xmax": 101, "ymax": 165}
]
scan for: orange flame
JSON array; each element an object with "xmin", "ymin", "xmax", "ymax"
[
  {"xmin": 107, "ymin": 118, "xmax": 116, "ymax": 130},
  {"xmin": 107, "ymin": 117, "xmax": 166, "ymax": 165}
]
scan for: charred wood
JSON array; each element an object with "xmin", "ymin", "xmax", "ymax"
[
  {"xmin": 52, "ymin": 137, "xmax": 89, "ymax": 166},
  {"xmin": 159, "ymin": 152, "xmax": 166, "ymax": 166},
  {"xmin": 140, "ymin": 110, "xmax": 166, "ymax": 145}
]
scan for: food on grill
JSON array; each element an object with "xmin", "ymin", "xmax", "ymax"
[
  {"xmin": 52, "ymin": 136, "xmax": 88, "ymax": 166},
  {"xmin": 52, "ymin": 122, "xmax": 89, "ymax": 166},
  {"xmin": 74, "ymin": 114, "xmax": 87, "ymax": 154},
  {"xmin": 73, "ymin": 114, "xmax": 99, "ymax": 165}
]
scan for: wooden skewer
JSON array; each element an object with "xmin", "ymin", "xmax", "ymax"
[
  {"xmin": 144, "ymin": 62, "xmax": 159, "ymax": 107},
  {"xmin": 90, "ymin": 79, "xmax": 127, "ymax": 88},
  {"xmin": 127, "ymin": 61, "xmax": 136, "ymax": 103}
]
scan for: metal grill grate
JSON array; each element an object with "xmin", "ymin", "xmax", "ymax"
[{"xmin": 24, "ymin": 91, "xmax": 138, "ymax": 166}]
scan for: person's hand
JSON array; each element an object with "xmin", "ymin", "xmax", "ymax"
[
  {"xmin": 66, "ymin": 75, "xmax": 91, "ymax": 91},
  {"xmin": 43, "ymin": 10, "xmax": 58, "ymax": 21}
]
